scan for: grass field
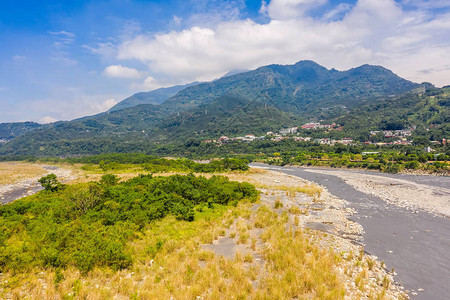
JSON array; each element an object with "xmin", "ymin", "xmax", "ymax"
[
  {"xmin": 0, "ymin": 162, "xmax": 47, "ymax": 185},
  {"xmin": 0, "ymin": 164, "xmax": 406, "ymax": 299}
]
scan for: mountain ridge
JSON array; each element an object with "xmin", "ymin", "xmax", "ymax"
[
  {"xmin": 160, "ymin": 60, "xmax": 419, "ymax": 115},
  {"xmin": 0, "ymin": 60, "xmax": 429, "ymax": 156},
  {"xmin": 110, "ymin": 82, "xmax": 200, "ymax": 112}
]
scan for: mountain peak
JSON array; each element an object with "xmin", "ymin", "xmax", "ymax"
[
  {"xmin": 293, "ymin": 60, "xmax": 325, "ymax": 68},
  {"xmin": 110, "ymin": 82, "xmax": 200, "ymax": 112},
  {"xmin": 349, "ymin": 64, "xmax": 394, "ymax": 75},
  {"xmin": 0, "ymin": 60, "xmax": 424, "ymax": 156}
]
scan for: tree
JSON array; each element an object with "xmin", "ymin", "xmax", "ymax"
[
  {"xmin": 100, "ymin": 174, "xmax": 120, "ymax": 186},
  {"xmin": 38, "ymin": 173, "xmax": 62, "ymax": 192},
  {"xmin": 66, "ymin": 184, "xmax": 102, "ymax": 214}
]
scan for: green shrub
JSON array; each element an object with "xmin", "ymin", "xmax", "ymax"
[
  {"xmin": 0, "ymin": 173, "xmax": 257, "ymax": 273},
  {"xmin": 381, "ymin": 163, "xmax": 404, "ymax": 173},
  {"xmin": 100, "ymin": 174, "xmax": 120, "ymax": 186},
  {"xmin": 38, "ymin": 173, "xmax": 63, "ymax": 192},
  {"xmin": 404, "ymin": 161, "xmax": 420, "ymax": 169}
]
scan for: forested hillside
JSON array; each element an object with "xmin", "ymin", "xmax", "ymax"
[
  {"xmin": 336, "ymin": 86, "xmax": 450, "ymax": 141},
  {"xmin": 162, "ymin": 61, "xmax": 419, "ymax": 115},
  {"xmin": 0, "ymin": 122, "xmax": 41, "ymax": 141},
  {"xmin": 110, "ymin": 82, "xmax": 199, "ymax": 112},
  {"xmin": 0, "ymin": 61, "xmax": 433, "ymax": 156}
]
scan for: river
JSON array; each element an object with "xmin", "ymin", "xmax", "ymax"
[
  {"xmin": 251, "ymin": 164, "xmax": 450, "ymax": 300},
  {"xmin": 0, "ymin": 165, "xmax": 73, "ymax": 204}
]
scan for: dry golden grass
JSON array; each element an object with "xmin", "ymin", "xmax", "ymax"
[
  {"xmin": 3, "ymin": 166, "xmax": 402, "ymax": 299},
  {"xmin": 225, "ymin": 168, "xmax": 323, "ymax": 201},
  {"xmin": 0, "ymin": 162, "xmax": 47, "ymax": 184},
  {"xmin": 0, "ymin": 199, "xmax": 348, "ymax": 300},
  {"xmin": 66, "ymin": 165, "xmax": 189, "ymax": 185},
  {"xmin": 288, "ymin": 205, "xmax": 309, "ymax": 215},
  {"xmin": 274, "ymin": 184, "xmax": 322, "ymax": 198}
]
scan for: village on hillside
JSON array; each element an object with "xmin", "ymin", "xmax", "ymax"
[{"xmin": 203, "ymin": 122, "xmax": 447, "ymax": 147}]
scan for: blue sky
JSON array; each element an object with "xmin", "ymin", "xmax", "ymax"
[{"xmin": 1, "ymin": 0, "xmax": 449, "ymax": 123}]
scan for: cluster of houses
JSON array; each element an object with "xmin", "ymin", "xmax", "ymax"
[
  {"xmin": 203, "ymin": 135, "xmax": 263, "ymax": 144},
  {"xmin": 202, "ymin": 123, "xmax": 446, "ymax": 147},
  {"xmin": 203, "ymin": 122, "xmax": 352, "ymax": 145},
  {"xmin": 301, "ymin": 122, "xmax": 340, "ymax": 130},
  {"xmin": 203, "ymin": 122, "xmax": 355, "ymax": 145},
  {"xmin": 363, "ymin": 140, "xmax": 412, "ymax": 146},
  {"xmin": 308, "ymin": 137, "xmax": 354, "ymax": 145},
  {"xmin": 370, "ymin": 129, "xmax": 413, "ymax": 138},
  {"xmin": 203, "ymin": 132, "xmax": 356, "ymax": 145}
]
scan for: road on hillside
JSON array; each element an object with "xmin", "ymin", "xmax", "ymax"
[{"xmin": 251, "ymin": 164, "xmax": 450, "ymax": 300}]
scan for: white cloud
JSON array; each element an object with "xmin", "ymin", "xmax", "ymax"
[
  {"xmin": 172, "ymin": 15, "xmax": 182, "ymax": 27},
  {"xmin": 103, "ymin": 65, "xmax": 146, "ymax": 79},
  {"xmin": 322, "ymin": 3, "xmax": 353, "ymax": 21},
  {"xmin": 31, "ymin": 92, "xmax": 123, "ymax": 122},
  {"xmin": 132, "ymin": 75, "xmax": 159, "ymax": 90},
  {"xmin": 83, "ymin": 42, "xmax": 117, "ymax": 59},
  {"xmin": 130, "ymin": 75, "xmax": 180, "ymax": 91},
  {"xmin": 185, "ymin": 0, "xmax": 246, "ymax": 27},
  {"xmin": 12, "ymin": 55, "xmax": 27, "ymax": 61},
  {"xmin": 49, "ymin": 30, "xmax": 75, "ymax": 38},
  {"xmin": 264, "ymin": 0, "xmax": 327, "ymax": 20},
  {"xmin": 102, "ymin": 98, "xmax": 121, "ymax": 111},
  {"xmin": 402, "ymin": 0, "xmax": 450, "ymax": 9},
  {"xmin": 49, "ymin": 30, "xmax": 78, "ymax": 65},
  {"xmin": 109, "ymin": 0, "xmax": 450, "ymax": 87},
  {"xmin": 40, "ymin": 116, "xmax": 58, "ymax": 124}
]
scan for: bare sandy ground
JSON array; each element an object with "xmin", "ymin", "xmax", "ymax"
[
  {"xmin": 303, "ymin": 168, "xmax": 450, "ymax": 218},
  {"xmin": 222, "ymin": 168, "xmax": 407, "ymax": 298},
  {"xmin": 0, "ymin": 165, "xmax": 76, "ymax": 203}
]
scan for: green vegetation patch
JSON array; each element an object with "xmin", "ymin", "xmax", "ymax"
[
  {"xmin": 68, "ymin": 153, "xmax": 250, "ymax": 173},
  {"xmin": 0, "ymin": 173, "xmax": 258, "ymax": 273}
]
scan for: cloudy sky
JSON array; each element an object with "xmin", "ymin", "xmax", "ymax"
[{"xmin": 1, "ymin": 0, "xmax": 449, "ymax": 123}]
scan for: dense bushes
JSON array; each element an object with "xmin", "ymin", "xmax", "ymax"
[
  {"xmin": 0, "ymin": 174, "xmax": 258, "ymax": 273},
  {"xmin": 268, "ymin": 150, "xmax": 449, "ymax": 173},
  {"xmin": 69, "ymin": 153, "xmax": 249, "ymax": 172}
]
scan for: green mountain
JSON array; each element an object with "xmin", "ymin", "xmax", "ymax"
[
  {"xmin": 0, "ymin": 96, "xmax": 301, "ymax": 155},
  {"xmin": 0, "ymin": 60, "xmax": 427, "ymax": 156},
  {"xmin": 153, "ymin": 95, "xmax": 302, "ymax": 141},
  {"xmin": 0, "ymin": 122, "xmax": 41, "ymax": 141},
  {"xmin": 336, "ymin": 86, "xmax": 450, "ymax": 141},
  {"xmin": 162, "ymin": 61, "xmax": 420, "ymax": 115},
  {"xmin": 110, "ymin": 82, "xmax": 199, "ymax": 112}
]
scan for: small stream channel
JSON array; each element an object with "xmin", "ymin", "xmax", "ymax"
[
  {"xmin": 251, "ymin": 163, "xmax": 450, "ymax": 300},
  {"xmin": 0, "ymin": 166, "xmax": 59, "ymax": 204}
]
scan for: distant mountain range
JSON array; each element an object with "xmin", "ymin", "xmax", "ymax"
[
  {"xmin": 160, "ymin": 61, "xmax": 420, "ymax": 115},
  {"xmin": 2, "ymin": 60, "xmax": 445, "ymax": 156},
  {"xmin": 110, "ymin": 82, "xmax": 199, "ymax": 112},
  {"xmin": 0, "ymin": 122, "xmax": 41, "ymax": 142}
]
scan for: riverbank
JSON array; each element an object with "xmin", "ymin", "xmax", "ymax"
[
  {"xmin": 226, "ymin": 168, "xmax": 408, "ymax": 298},
  {"xmin": 254, "ymin": 164, "xmax": 450, "ymax": 299},
  {"xmin": 259, "ymin": 160, "xmax": 450, "ymax": 176},
  {"xmin": 0, "ymin": 166, "xmax": 408, "ymax": 299},
  {"xmin": 0, "ymin": 162, "xmax": 77, "ymax": 204},
  {"xmin": 300, "ymin": 168, "xmax": 450, "ymax": 218}
]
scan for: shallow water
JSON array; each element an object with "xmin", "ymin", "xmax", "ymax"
[{"xmin": 251, "ymin": 163, "xmax": 450, "ymax": 299}]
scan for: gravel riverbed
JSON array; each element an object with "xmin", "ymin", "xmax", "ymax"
[
  {"xmin": 0, "ymin": 165, "xmax": 75, "ymax": 204},
  {"xmin": 251, "ymin": 164, "xmax": 450, "ymax": 299},
  {"xmin": 302, "ymin": 168, "xmax": 450, "ymax": 218}
]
